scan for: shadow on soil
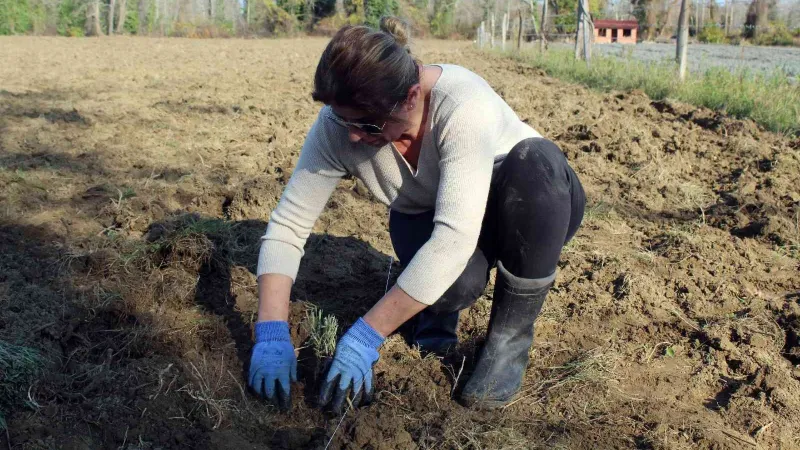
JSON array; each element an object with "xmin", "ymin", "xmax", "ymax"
[
  {"xmin": 3, "ymin": 211, "xmax": 633, "ymax": 449},
  {"xmin": 0, "ymin": 208, "xmax": 411, "ymax": 448},
  {"xmin": 159, "ymin": 214, "xmax": 395, "ymax": 387}
]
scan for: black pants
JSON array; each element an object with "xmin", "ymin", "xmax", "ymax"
[{"xmin": 389, "ymin": 138, "xmax": 585, "ymax": 314}]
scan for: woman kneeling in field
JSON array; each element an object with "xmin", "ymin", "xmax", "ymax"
[{"xmin": 248, "ymin": 17, "xmax": 586, "ymax": 412}]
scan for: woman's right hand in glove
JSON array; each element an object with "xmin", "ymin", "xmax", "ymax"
[{"xmin": 248, "ymin": 321, "xmax": 297, "ymax": 411}]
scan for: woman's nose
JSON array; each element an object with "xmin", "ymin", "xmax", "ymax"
[{"xmin": 348, "ymin": 127, "xmax": 365, "ymax": 143}]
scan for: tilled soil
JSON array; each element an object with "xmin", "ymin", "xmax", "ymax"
[{"xmin": 1, "ymin": 36, "xmax": 798, "ymax": 449}]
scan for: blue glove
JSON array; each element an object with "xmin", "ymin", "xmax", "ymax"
[
  {"xmin": 248, "ymin": 321, "xmax": 297, "ymax": 411},
  {"xmin": 319, "ymin": 318, "xmax": 385, "ymax": 414}
]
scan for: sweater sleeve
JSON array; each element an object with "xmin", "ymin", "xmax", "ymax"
[
  {"xmin": 395, "ymin": 96, "xmax": 500, "ymax": 305},
  {"xmin": 256, "ymin": 111, "xmax": 347, "ymax": 281}
]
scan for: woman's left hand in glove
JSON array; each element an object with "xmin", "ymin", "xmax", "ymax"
[{"xmin": 318, "ymin": 317, "xmax": 385, "ymax": 414}]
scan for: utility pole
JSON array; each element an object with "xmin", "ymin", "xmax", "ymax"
[{"xmin": 574, "ymin": 0, "xmax": 592, "ymax": 64}]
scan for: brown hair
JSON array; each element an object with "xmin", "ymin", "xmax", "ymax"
[{"xmin": 312, "ymin": 16, "xmax": 419, "ymax": 121}]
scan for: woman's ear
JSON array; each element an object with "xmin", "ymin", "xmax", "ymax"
[{"xmin": 405, "ymin": 84, "xmax": 422, "ymax": 111}]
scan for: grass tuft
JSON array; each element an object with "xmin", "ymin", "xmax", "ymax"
[
  {"xmin": 113, "ymin": 214, "xmax": 241, "ymax": 271},
  {"xmin": 304, "ymin": 305, "xmax": 338, "ymax": 359},
  {"xmin": 501, "ymin": 48, "xmax": 800, "ymax": 135},
  {"xmin": 0, "ymin": 341, "xmax": 45, "ymax": 430}
]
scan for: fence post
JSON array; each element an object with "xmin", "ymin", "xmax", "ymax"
[
  {"xmin": 677, "ymin": 0, "xmax": 689, "ymax": 81},
  {"xmin": 502, "ymin": 13, "xmax": 507, "ymax": 51},
  {"xmin": 583, "ymin": 0, "xmax": 592, "ymax": 65},
  {"xmin": 491, "ymin": 13, "xmax": 496, "ymax": 48},
  {"xmin": 517, "ymin": 11, "xmax": 523, "ymax": 50},
  {"xmin": 724, "ymin": 0, "xmax": 731, "ymax": 35},
  {"xmin": 505, "ymin": 9, "xmax": 510, "ymax": 45},
  {"xmin": 540, "ymin": 0, "xmax": 548, "ymax": 52}
]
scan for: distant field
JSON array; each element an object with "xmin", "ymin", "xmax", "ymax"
[{"xmin": 545, "ymin": 42, "xmax": 800, "ymax": 78}]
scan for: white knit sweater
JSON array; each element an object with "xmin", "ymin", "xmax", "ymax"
[{"xmin": 257, "ymin": 64, "xmax": 541, "ymax": 305}]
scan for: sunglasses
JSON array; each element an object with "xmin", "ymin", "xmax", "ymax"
[{"xmin": 328, "ymin": 102, "xmax": 399, "ymax": 135}]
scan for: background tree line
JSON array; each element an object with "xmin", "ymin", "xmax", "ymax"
[
  {"xmin": 1, "ymin": 0, "xmax": 798, "ymax": 45},
  {"xmin": 623, "ymin": 0, "xmax": 800, "ymax": 45}
]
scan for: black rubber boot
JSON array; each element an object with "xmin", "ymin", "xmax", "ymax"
[
  {"xmin": 412, "ymin": 310, "xmax": 459, "ymax": 355},
  {"xmin": 460, "ymin": 261, "xmax": 554, "ymax": 409}
]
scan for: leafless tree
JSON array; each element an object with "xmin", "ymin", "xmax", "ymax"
[
  {"xmin": 109, "ymin": 0, "xmax": 116, "ymax": 34},
  {"xmin": 86, "ymin": 0, "xmax": 103, "ymax": 35},
  {"xmin": 540, "ymin": 0, "xmax": 548, "ymax": 50},
  {"xmin": 117, "ymin": 0, "xmax": 128, "ymax": 32},
  {"xmin": 745, "ymin": 0, "xmax": 773, "ymax": 38}
]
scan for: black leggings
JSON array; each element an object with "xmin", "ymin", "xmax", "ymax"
[{"xmin": 389, "ymin": 138, "xmax": 585, "ymax": 314}]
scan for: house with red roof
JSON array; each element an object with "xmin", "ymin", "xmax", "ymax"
[{"xmin": 594, "ymin": 19, "xmax": 638, "ymax": 44}]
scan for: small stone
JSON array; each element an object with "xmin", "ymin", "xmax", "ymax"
[
  {"xmin": 718, "ymin": 337, "xmax": 738, "ymax": 352},
  {"xmin": 749, "ymin": 334, "xmax": 770, "ymax": 349},
  {"xmin": 43, "ymin": 405, "xmax": 58, "ymax": 417},
  {"xmin": 741, "ymin": 182, "xmax": 757, "ymax": 196}
]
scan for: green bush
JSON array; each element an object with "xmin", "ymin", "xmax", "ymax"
[
  {"xmin": 550, "ymin": 0, "xmax": 603, "ymax": 34},
  {"xmin": 250, "ymin": 0, "xmax": 298, "ymax": 36},
  {"xmin": 698, "ymin": 24, "xmax": 727, "ymax": 44},
  {"xmin": 56, "ymin": 0, "xmax": 84, "ymax": 36},
  {"xmin": 169, "ymin": 21, "xmax": 193, "ymax": 37},
  {"xmin": 27, "ymin": 0, "xmax": 47, "ymax": 34},
  {"xmin": 754, "ymin": 23, "xmax": 794, "ymax": 46},
  {"xmin": 66, "ymin": 25, "xmax": 84, "ymax": 36},
  {"xmin": 0, "ymin": 0, "xmax": 33, "ymax": 34},
  {"xmin": 363, "ymin": 0, "xmax": 398, "ymax": 28},
  {"xmin": 429, "ymin": 1, "xmax": 454, "ymax": 38},
  {"xmin": 145, "ymin": 0, "xmax": 156, "ymax": 33},
  {"xmin": 123, "ymin": 0, "xmax": 139, "ymax": 34}
]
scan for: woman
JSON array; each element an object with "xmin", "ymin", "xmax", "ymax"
[{"xmin": 248, "ymin": 17, "xmax": 585, "ymax": 413}]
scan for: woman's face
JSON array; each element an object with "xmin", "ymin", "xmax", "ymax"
[{"xmin": 329, "ymin": 104, "xmax": 409, "ymax": 147}]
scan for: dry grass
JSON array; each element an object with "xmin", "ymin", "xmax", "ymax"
[
  {"xmin": 509, "ymin": 347, "xmax": 619, "ymax": 409},
  {"xmin": 442, "ymin": 422, "xmax": 536, "ymax": 450},
  {"xmin": 178, "ymin": 355, "xmax": 240, "ymax": 429},
  {"xmin": 775, "ymin": 210, "xmax": 800, "ymax": 258}
]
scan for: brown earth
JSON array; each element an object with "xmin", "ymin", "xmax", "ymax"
[{"xmin": 0, "ymin": 36, "xmax": 798, "ymax": 449}]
